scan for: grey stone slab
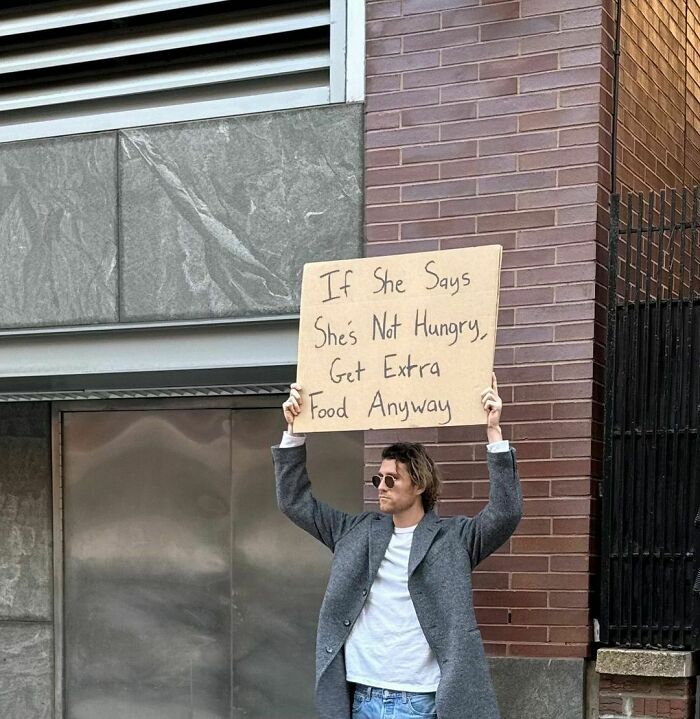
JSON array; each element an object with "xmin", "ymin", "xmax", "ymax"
[
  {"xmin": 596, "ymin": 647, "xmax": 697, "ymax": 677},
  {"xmin": 490, "ymin": 656, "xmax": 586, "ymax": 719},
  {"xmin": 0, "ymin": 133, "xmax": 118, "ymax": 328},
  {"xmin": 0, "ymin": 622, "xmax": 52, "ymax": 719},
  {"xmin": 119, "ymin": 103, "xmax": 363, "ymax": 322},
  {"xmin": 0, "ymin": 404, "xmax": 52, "ymax": 620}
]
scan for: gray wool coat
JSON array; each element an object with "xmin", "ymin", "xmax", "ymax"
[{"xmin": 272, "ymin": 442, "xmax": 523, "ymax": 719}]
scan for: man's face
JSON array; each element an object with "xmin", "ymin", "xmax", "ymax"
[{"xmin": 375, "ymin": 458, "xmax": 424, "ymax": 515}]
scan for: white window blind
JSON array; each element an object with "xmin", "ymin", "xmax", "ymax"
[{"xmin": 0, "ymin": 0, "xmax": 364, "ymax": 142}]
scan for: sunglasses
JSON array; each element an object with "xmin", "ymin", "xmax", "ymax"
[{"xmin": 371, "ymin": 473, "xmax": 398, "ymax": 489}]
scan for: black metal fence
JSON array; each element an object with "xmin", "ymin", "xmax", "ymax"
[{"xmin": 601, "ymin": 188, "xmax": 700, "ymax": 649}]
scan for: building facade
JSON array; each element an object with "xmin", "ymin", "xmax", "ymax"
[{"xmin": 0, "ymin": 1, "xmax": 697, "ymax": 718}]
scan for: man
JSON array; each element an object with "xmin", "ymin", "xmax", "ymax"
[{"xmin": 271, "ymin": 373, "xmax": 522, "ymax": 719}]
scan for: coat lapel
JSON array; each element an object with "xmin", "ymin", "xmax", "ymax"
[
  {"xmin": 408, "ymin": 510, "xmax": 440, "ymax": 577},
  {"xmin": 368, "ymin": 513, "xmax": 394, "ymax": 583}
]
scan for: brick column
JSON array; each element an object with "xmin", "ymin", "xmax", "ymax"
[
  {"xmin": 598, "ymin": 675, "xmax": 696, "ymax": 719},
  {"xmin": 363, "ymin": 0, "xmax": 614, "ymax": 668}
]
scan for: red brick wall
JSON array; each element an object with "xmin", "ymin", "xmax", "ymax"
[
  {"xmin": 363, "ymin": 0, "xmax": 615, "ymax": 659},
  {"xmin": 688, "ymin": 3, "xmax": 700, "ymax": 186},
  {"xmin": 598, "ymin": 674, "xmax": 696, "ymax": 719},
  {"xmin": 616, "ymin": 0, "xmax": 700, "ymax": 195}
]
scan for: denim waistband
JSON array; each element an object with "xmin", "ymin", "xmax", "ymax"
[{"xmin": 354, "ymin": 683, "xmax": 435, "ymax": 701}]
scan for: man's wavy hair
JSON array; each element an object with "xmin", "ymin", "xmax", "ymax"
[{"xmin": 381, "ymin": 442, "xmax": 441, "ymax": 512}]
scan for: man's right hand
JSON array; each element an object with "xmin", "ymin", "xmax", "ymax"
[{"xmin": 282, "ymin": 383, "xmax": 303, "ymax": 429}]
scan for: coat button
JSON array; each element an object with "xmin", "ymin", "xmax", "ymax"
[
  {"xmin": 362, "ymin": 589, "xmax": 367, "ymax": 597},
  {"xmin": 344, "ymin": 619, "xmax": 351, "ymax": 626},
  {"xmin": 325, "ymin": 646, "xmax": 333, "ymax": 653}
]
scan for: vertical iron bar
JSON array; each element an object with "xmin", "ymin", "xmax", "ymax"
[
  {"xmin": 671, "ymin": 187, "xmax": 692, "ymax": 646},
  {"xmin": 650, "ymin": 190, "xmax": 665, "ymax": 646},
  {"xmin": 602, "ymin": 193, "xmax": 621, "ymax": 645},
  {"xmin": 621, "ymin": 195, "xmax": 635, "ymax": 644},
  {"xmin": 660, "ymin": 190, "xmax": 678, "ymax": 646},
  {"xmin": 691, "ymin": 188, "xmax": 699, "ymax": 298},
  {"xmin": 691, "ymin": 277, "xmax": 697, "ymax": 651},
  {"xmin": 630, "ymin": 193, "xmax": 644, "ymax": 647},
  {"xmin": 639, "ymin": 191, "xmax": 653, "ymax": 647},
  {"xmin": 675, "ymin": 190, "xmax": 687, "ymax": 644},
  {"xmin": 680, "ymin": 191, "xmax": 688, "ymax": 304},
  {"xmin": 690, "ymin": 190, "xmax": 699, "ymax": 647},
  {"xmin": 661, "ymin": 190, "xmax": 681, "ymax": 647}
]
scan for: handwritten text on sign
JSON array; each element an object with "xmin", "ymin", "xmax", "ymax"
[{"xmin": 293, "ymin": 245, "xmax": 502, "ymax": 432}]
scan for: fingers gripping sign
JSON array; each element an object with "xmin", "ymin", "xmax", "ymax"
[
  {"xmin": 480, "ymin": 372, "xmax": 502, "ymax": 429},
  {"xmin": 285, "ymin": 374, "xmax": 502, "ymax": 438},
  {"xmin": 282, "ymin": 382, "xmax": 303, "ymax": 433}
]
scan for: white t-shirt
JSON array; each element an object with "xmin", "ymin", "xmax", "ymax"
[{"xmin": 344, "ymin": 521, "xmax": 441, "ymax": 692}]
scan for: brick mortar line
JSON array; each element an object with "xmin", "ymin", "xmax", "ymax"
[
  {"xmin": 364, "ymin": 198, "xmax": 602, "ymax": 209},
  {"xmin": 366, "ymin": 41, "xmax": 607, "ymax": 61},
  {"xmin": 367, "ymin": 65, "xmax": 605, "ymax": 81}
]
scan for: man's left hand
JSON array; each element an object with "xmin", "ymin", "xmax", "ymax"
[{"xmin": 481, "ymin": 372, "xmax": 503, "ymax": 442}]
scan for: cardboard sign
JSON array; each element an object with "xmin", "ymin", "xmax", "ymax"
[{"xmin": 293, "ymin": 245, "xmax": 502, "ymax": 432}]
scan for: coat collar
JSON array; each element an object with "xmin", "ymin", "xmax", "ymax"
[{"xmin": 369, "ymin": 509, "xmax": 440, "ymax": 582}]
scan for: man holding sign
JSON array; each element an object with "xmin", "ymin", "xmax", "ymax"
[{"xmin": 271, "ymin": 372, "xmax": 522, "ymax": 719}]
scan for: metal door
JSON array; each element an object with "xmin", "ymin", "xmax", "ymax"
[{"xmin": 58, "ymin": 403, "xmax": 362, "ymax": 718}]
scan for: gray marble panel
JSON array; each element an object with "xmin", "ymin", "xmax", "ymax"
[
  {"xmin": 0, "ymin": 133, "xmax": 118, "ymax": 328},
  {"xmin": 0, "ymin": 622, "xmax": 52, "ymax": 719},
  {"xmin": 119, "ymin": 103, "xmax": 363, "ymax": 321},
  {"xmin": 490, "ymin": 656, "xmax": 586, "ymax": 719},
  {"xmin": 0, "ymin": 405, "xmax": 52, "ymax": 621}
]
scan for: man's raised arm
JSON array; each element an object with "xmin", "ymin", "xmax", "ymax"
[
  {"xmin": 272, "ymin": 383, "xmax": 361, "ymax": 552},
  {"xmin": 457, "ymin": 373, "xmax": 523, "ymax": 567}
]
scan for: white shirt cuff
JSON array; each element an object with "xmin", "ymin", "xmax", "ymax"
[
  {"xmin": 486, "ymin": 439, "xmax": 510, "ymax": 453},
  {"xmin": 280, "ymin": 430, "xmax": 306, "ymax": 448}
]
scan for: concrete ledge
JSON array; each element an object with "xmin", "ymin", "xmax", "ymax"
[{"xmin": 595, "ymin": 648, "xmax": 699, "ymax": 677}]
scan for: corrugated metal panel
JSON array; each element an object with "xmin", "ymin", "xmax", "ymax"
[{"xmin": 0, "ymin": 383, "xmax": 289, "ymax": 402}]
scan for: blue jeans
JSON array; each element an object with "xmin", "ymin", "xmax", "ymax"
[{"xmin": 351, "ymin": 683, "xmax": 437, "ymax": 718}]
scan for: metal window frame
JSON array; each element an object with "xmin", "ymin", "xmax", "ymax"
[
  {"xmin": 0, "ymin": 0, "xmax": 365, "ymax": 144},
  {"xmin": 345, "ymin": 0, "xmax": 365, "ymax": 102},
  {"xmin": 329, "ymin": 0, "xmax": 366, "ymax": 103}
]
